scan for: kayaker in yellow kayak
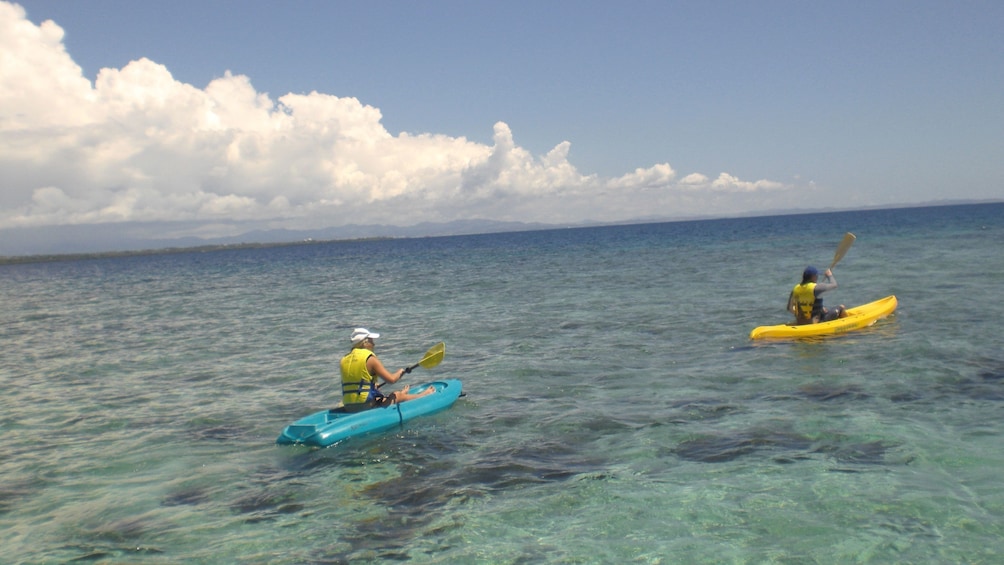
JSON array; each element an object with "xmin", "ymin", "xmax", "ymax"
[
  {"xmin": 787, "ymin": 266, "xmax": 847, "ymax": 325},
  {"xmin": 340, "ymin": 328, "xmax": 433, "ymax": 412}
]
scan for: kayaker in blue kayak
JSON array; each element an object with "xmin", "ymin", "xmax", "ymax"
[
  {"xmin": 787, "ymin": 266, "xmax": 847, "ymax": 324},
  {"xmin": 340, "ymin": 328, "xmax": 433, "ymax": 412}
]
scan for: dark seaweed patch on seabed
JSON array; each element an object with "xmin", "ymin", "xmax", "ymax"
[
  {"xmin": 313, "ymin": 438, "xmax": 612, "ymax": 560},
  {"xmin": 161, "ymin": 486, "xmax": 211, "ymax": 507},
  {"xmin": 816, "ymin": 441, "xmax": 893, "ymax": 466},
  {"xmin": 225, "ymin": 466, "xmax": 310, "ymax": 522},
  {"xmin": 671, "ymin": 428, "xmax": 899, "ymax": 469},
  {"xmin": 229, "ymin": 488, "xmax": 304, "ymax": 522},
  {"xmin": 885, "ymin": 357, "xmax": 1004, "ymax": 404},
  {"xmin": 671, "ymin": 430, "xmax": 816, "ymax": 463},
  {"xmin": 0, "ymin": 477, "xmax": 47, "ymax": 515},
  {"xmin": 190, "ymin": 423, "xmax": 247, "ymax": 442},
  {"xmin": 664, "ymin": 398, "xmax": 743, "ymax": 424},
  {"xmin": 946, "ymin": 356, "xmax": 1004, "ymax": 399},
  {"xmin": 58, "ymin": 516, "xmax": 168, "ymax": 562},
  {"xmin": 366, "ymin": 438, "xmax": 608, "ymax": 510},
  {"xmin": 795, "ymin": 382, "xmax": 870, "ymax": 401},
  {"xmin": 942, "ymin": 367, "xmax": 1004, "ymax": 401}
]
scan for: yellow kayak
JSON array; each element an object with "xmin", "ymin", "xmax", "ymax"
[{"xmin": 750, "ymin": 295, "xmax": 898, "ymax": 340}]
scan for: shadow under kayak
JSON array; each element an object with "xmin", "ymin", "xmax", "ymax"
[
  {"xmin": 276, "ymin": 379, "xmax": 463, "ymax": 447},
  {"xmin": 749, "ymin": 295, "xmax": 898, "ymax": 340}
]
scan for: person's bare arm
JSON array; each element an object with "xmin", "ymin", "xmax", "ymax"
[{"xmin": 367, "ymin": 355, "xmax": 404, "ymax": 384}]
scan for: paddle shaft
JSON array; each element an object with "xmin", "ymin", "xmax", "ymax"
[
  {"xmin": 828, "ymin": 232, "xmax": 856, "ymax": 270},
  {"xmin": 377, "ymin": 342, "xmax": 445, "ymax": 388}
]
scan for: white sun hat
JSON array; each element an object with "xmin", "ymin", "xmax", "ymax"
[{"xmin": 350, "ymin": 328, "xmax": 380, "ymax": 345}]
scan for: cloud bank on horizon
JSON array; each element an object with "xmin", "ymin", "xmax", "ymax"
[{"xmin": 0, "ymin": 2, "xmax": 800, "ymax": 240}]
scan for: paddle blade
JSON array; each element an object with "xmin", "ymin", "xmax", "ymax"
[
  {"xmin": 829, "ymin": 232, "xmax": 856, "ymax": 269},
  {"xmin": 418, "ymin": 342, "xmax": 445, "ymax": 369}
]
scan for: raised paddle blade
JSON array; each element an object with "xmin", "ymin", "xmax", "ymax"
[
  {"xmin": 405, "ymin": 342, "xmax": 445, "ymax": 373},
  {"xmin": 829, "ymin": 232, "xmax": 856, "ymax": 270},
  {"xmin": 418, "ymin": 342, "xmax": 445, "ymax": 369}
]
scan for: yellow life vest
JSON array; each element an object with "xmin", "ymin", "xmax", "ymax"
[
  {"xmin": 791, "ymin": 282, "xmax": 817, "ymax": 323},
  {"xmin": 340, "ymin": 348, "xmax": 375, "ymax": 405}
]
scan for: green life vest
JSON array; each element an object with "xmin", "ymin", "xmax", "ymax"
[{"xmin": 340, "ymin": 348, "xmax": 375, "ymax": 404}]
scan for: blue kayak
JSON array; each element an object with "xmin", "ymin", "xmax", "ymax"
[{"xmin": 276, "ymin": 379, "xmax": 463, "ymax": 447}]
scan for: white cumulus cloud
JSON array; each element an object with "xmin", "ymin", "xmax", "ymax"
[{"xmin": 0, "ymin": 1, "xmax": 794, "ymax": 237}]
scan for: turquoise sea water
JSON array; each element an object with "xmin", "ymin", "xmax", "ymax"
[{"xmin": 2, "ymin": 203, "xmax": 1003, "ymax": 564}]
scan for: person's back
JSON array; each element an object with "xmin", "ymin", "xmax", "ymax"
[
  {"xmin": 341, "ymin": 346, "xmax": 377, "ymax": 408},
  {"xmin": 789, "ymin": 279, "xmax": 817, "ymax": 325},
  {"xmin": 339, "ymin": 327, "xmax": 433, "ymax": 411},
  {"xmin": 787, "ymin": 266, "xmax": 843, "ymax": 324}
]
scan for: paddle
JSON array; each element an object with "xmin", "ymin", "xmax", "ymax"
[
  {"xmin": 404, "ymin": 341, "xmax": 445, "ymax": 374},
  {"xmin": 376, "ymin": 341, "xmax": 445, "ymax": 390},
  {"xmin": 829, "ymin": 232, "xmax": 856, "ymax": 270}
]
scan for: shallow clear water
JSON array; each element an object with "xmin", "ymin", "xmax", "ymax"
[{"xmin": 1, "ymin": 203, "xmax": 1003, "ymax": 563}]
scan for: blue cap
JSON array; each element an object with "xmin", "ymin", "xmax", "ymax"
[{"xmin": 803, "ymin": 266, "xmax": 818, "ymax": 278}]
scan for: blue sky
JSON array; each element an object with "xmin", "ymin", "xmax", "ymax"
[{"xmin": 2, "ymin": 1, "xmax": 1002, "ymax": 253}]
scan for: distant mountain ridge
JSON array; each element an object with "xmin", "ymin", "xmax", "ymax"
[
  {"xmin": 0, "ymin": 218, "xmax": 561, "ymax": 258},
  {"xmin": 1, "ymin": 199, "xmax": 998, "ymax": 259}
]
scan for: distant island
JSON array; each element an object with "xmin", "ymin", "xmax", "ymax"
[
  {"xmin": 0, "ymin": 237, "xmax": 393, "ymax": 266},
  {"xmin": 1, "ymin": 199, "xmax": 999, "ymax": 264}
]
